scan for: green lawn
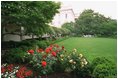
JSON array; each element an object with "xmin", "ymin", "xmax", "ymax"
[{"xmin": 56, "ymin": 37, "xmax": 117, "ymax": 63}]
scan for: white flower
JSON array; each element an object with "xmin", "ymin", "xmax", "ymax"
[
  {"xmin": 73, "ymin": 61, "xmax": 76, "ymax": 64},
  {"xmin": 15, "ymin": 70, "xmax": 18, "ymax": 72},
  {"xmin": 69, "ymin": 59, "xmax": 73, "ymax": 63},
  {"xmin": 73, "ymin": 48, "xmax": 77, "ymax": 52},
  {"xmin": 1, "ymin": 73, "xmax": 3, "ymax": 75},
  {"xmin": 83, "ymin": 58, "xmax": 86, "ymax": 62},
  {"xmin": 79, "ymin": 54, "xmax": 83, "ymax": 58},
  {"xmin": 61, "ymin": 59, "xmax": 64, "ymax": 61},
  {"xmin": 67, "ymin": 56, "xmax": 70, "ymax": 58},
  {"xmin": 81, "ymin": 64, "xmax": 84, "ymax": 67},
  {"xmin": 42, "ymin": 51, "xmax": 44, "ymax": 53},
  {"xmin": 81, "ymin": 61, "xmax": 84, "ymax": 65},
  {"xmin": 84, "ymin": 61, "xmax": 88, "ymax": 65},
  {"xmin": 6, "ymin": 72, "xmax": 8, "ymax": 74},
  {"xmin": 27, "ymin": 53, "xmax": 30, "ymax": 55},
  {"xmin": 11, "ymin": 76, "xmax": 15, "ymax": 78},
  {"xmin": 13, "ymin": 71, "xmax": 16, "ymax": 74},
  {"xmin": 60, "ymin": 54, "xmax": 64, "ymax": 58}
]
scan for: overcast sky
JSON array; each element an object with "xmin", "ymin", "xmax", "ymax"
[{"xmin": 60, "ymin": 1, "xmax": 117, "ymax": 19}]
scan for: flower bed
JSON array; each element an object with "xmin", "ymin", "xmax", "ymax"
[{"xmin": 2, "ymin": 44, "xmax": 116, "ymax": 78}]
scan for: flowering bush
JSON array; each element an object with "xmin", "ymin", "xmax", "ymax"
[
  {"xmin": 1, "ymin": 63, "xmax": 33, "ymax": 78},
  {"xmin": 2, "ymin": 44, "xmax": 91, "ymax": 78},
  {"xmin": 52, "ymin": 48, "xmax": 90, "ymax": 77},
  {"xmin": 24, "ymin": 44, "xmax": 65, "ymax": 76}
]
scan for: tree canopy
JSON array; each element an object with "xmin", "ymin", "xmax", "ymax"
[
  {"xmin": 1, "ymin": 1, "xmax": 61, "ymax": 36},
  {"xmin": 74, "ymin": 9, "xmax": 117, "ymax": 37}
]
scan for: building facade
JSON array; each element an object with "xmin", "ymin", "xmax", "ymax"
[{"xmin": 51, "ymin": 7, "xmax": 75, "ymax": 28}]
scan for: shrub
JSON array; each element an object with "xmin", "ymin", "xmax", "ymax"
[
  {"xmin": 91, "ymin": 57, "xmax": 117, "ymax": 78},
  {"xmin": 68, "ymin": 52, "xmax": 91, "ymax": 77},
  {"xmin": 25, "ymin": 44, "xmax": 65, "ymax": 76},
  {"xmin": 36, "ymin": 41, "xmax": 49, "ymax": 49},
  {"xmin": 2, "ymin": 48, "xmax": 27, "ymax": 64},
  {"xmin": 92, "ymin": 63, "xmax": 117, "ymax": 78},
  {"xmin": 91, "ymin": 57, "xmax": 112, "ymax": 70},
  {"xmin": 54, "ymin": 49, "xmax": 90, "ymax": 77}
]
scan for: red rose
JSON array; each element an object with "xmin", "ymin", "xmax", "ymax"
[
  {"xmin": 45, "ymin": 48, "xmax": 50, "ymax": 54},
  {"xmin": 41, "ymin": 61, "xmax": 47, "ymax": 67},
  {"xmin": 37, "ymin": 48, "xmax": 43, "ymax": 53},
  {"xmin": 52, "ymin": 51, "xmax": 56, "ymax": 57},
  {"xmin": 48, "ymin": 47, "xmax": 52, "ymax": 51},
  {"xmin": 27, "ymin": 49, "xmax": 34, "ymax": 55}
]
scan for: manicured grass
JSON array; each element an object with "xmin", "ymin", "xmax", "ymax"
[{"xmin": 56, "ymin": 37, "xmax": 117, "ymax": 63}]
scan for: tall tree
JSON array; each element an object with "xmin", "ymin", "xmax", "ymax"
[
  {"xmin": 1, "ymin": 1, "xmax": 60, "ymax": 41},
  {"xmin": 75, "ymin": 9, "xmax": 117, "ymax": 37}
]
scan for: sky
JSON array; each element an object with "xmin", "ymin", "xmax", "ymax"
[{"xmin": 60, "ymin": 1, "xmax": 117, "ymax": 19}]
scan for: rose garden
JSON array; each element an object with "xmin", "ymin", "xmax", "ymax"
[{"xmin": 1, "ymin": 1, "xmax": 117, "ymax": 78}]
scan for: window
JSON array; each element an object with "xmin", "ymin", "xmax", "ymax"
[{"xmin": 65, "ymin": 14, "xmax": 67, "ymax": 19}]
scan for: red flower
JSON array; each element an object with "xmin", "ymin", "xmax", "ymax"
[
  {"xmin": 37, "ymin": 48, "xmax": 43, "ymax": 53},
  {"xmin": 7, "ymin": 64, "xmax": 13, "ymax": 72},
  {"xmin": 1, "ymin": 67, "xmax": 6, "ymax": 73},
  {"xmin": 27, "ymin": 49, "xmax": 34, "ymax": 55},
  {"xmin": 16, "ymin": 66, "xmax": 32, "ymax": 78},
  {"xmin": 48, "ymin": 47, "xmax": 52, "ymax": 51},
  {"xmin": 41, "ymin": 61, "xmax": 47, "ymax": 67},
  {"xmin": 62, "ymin": 46, "xmax": 64, "ymax": 50},
  {"xmin": 19, "ymin": 67, "xmax": 27, "ymax": 71},
  {"xmin": 51, "ymin": 51, "xmax": 56, "ymax": 57},
  {"xmin": 45, "ymin": 48, "xmax": 50, "ymax": 54},
  {"xmin": 24, "ymin": 70, "xmax": 32, "ymax": 77}
]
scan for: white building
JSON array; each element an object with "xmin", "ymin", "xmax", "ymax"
[{"xmin": 51, "ymin": 6, "xmax": 76, "ymax": 28}]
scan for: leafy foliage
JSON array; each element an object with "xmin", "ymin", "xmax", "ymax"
[
  {"xmin": 1, "ymin": 1, "xmax": 61, "ymax": 38},
  {"xmin": 75, "ymin": 9, "xmax": 117, "ymax": 37},
  {"xmin": 91, "ymin": 57, "xmax": 117, "ymax": 78}
]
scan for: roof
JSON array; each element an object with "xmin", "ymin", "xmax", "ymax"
[{"xmin": 59, "ymin": 6, "xmax": 75, "ymax": 17}]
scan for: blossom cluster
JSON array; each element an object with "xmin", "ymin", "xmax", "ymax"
[
  {"xmin": 26, "ymin": 44, "xmax": 65, "ymax": 68},
  {"xmin": 1, "ymin": 64, "xmax": 33, "ymax": 78},
  {"xmin": 1, "ymin": 44, "xmax": 89, "ymax": 78}
]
